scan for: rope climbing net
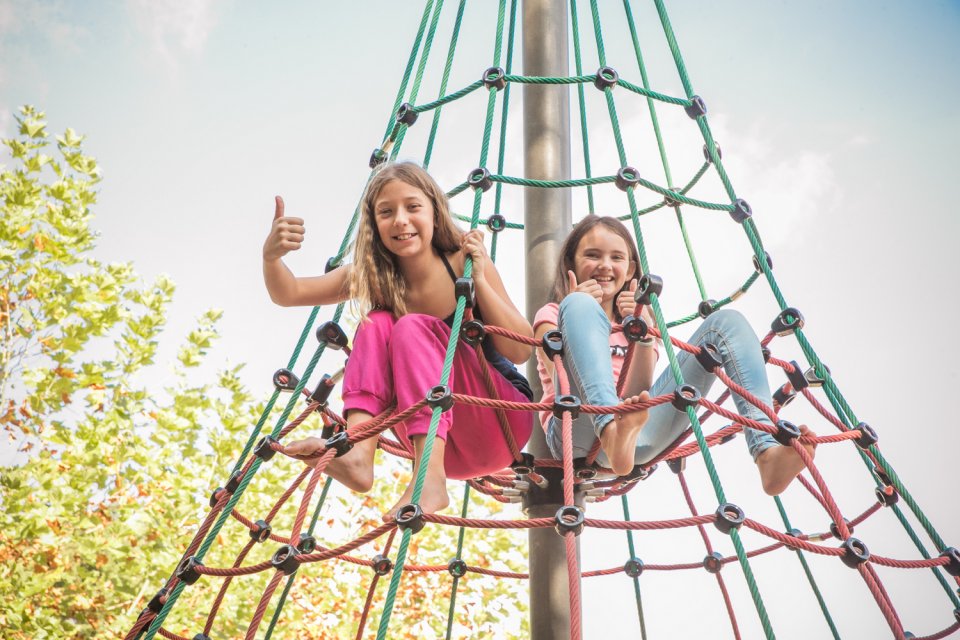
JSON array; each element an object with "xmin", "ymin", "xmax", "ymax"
[{"xmin": 126, "ymin": 1, "xmax": 960, "ymax": 639}]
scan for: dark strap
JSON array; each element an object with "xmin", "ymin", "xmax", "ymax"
[{"xmin": 438, "ymin": 251, "xmax": 458, "ymax": 283}]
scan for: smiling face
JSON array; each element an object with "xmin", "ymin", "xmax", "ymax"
[
  {"xmin": 572, "ymin": 225, "xmax": 637, "ymax": 304},
  {"xmin": 373, "ymin": 179, "xmax": 436, "ymax": 259}
]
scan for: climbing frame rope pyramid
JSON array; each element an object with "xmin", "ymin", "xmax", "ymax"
[{"xmin": 125, "ymin": 1, "xmax": 960, "ymax": 638}]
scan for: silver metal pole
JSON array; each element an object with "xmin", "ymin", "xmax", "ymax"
[{"xmin": 522, "ymin": 0, "xmax": 576, "ymax": 637}]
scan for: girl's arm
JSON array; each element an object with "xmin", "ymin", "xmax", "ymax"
[
  {"xmin": 263, "ymin": 196, "xmax": 352, "ymax": 307},
  {"xmin": 534, "ymin": 321, "xmax": 558, "ymax": 380}
]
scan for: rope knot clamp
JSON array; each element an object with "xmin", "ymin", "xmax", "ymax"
[
  {"xmin": 773, "ymin": 384, "xmax": 797, "ymax": 409},
  {"xmin": 396, "ymin": 102, "xmax": 418, "ymax": 127},
  {"xmin": 624, "ymin": 557, "xmax": 644, "ymax": 578},
  {"xmin": 296, "ymin": 533, "xmax": 317, "ymax": 554},
  {"xmin": 225, "ymin": 470, "xmax": 244, "ymax": 495},
  {"xmin": 730, "ymin": 198, "xmax": 752, "ymax": 223},
  {"xmin": 839, "ymin": 537, "xmax": 870, "ymax": 568},
  {"xmin": 147, "ymin": 587, "xmax": 168, "ymax": 614},
  {"xmin": 272, "ymin": 368, "xmax": 300, "ymax": 392},
  {"xmin": 254, "ymin": 435, "xmax": 279, "ymax": 462},
  {"xmin": 615, "ymin": 166, "xmax": 640, "ymax": 192},
  {"xmin": 787, "ymin": 527, "xmax": 803, "ymax": 539},
  {"xmin": 621, "ymin": 315, "xmax": 649, "ymax": 342},
  {"xmin": 176, "ymin": 556, "xmax": 204, "ymax": 585},
  {"xmin": 666, "ymin": 457, "xmax": 686, "ymax": 474},
  {"xmin": 426, "ymin": 385, "xmax": 454, "ymax": 412},
  {"xmin": 663, "ymin": 191, "xmax": 681, "ymax": 208},
  {"xmin": 702, "ymin": 142, "xmax": 722, "ymax": 163},
  {"xmin": 510, "ymin": 452, "xmax": 536, "ymax": 476},
  {"xmin": 714, "ymin": 503, "xmax": 746, "ymax": 534},
  {"xmin": 684, "ymin": 95, "xmax": 707, "ymax": 119},
  {"xmin": 773, "ymin": 420, "xmax": 801, "ymax": 446},
  {"xmin": 209, "ymin": 487, "xmax": 226, "ymax": 508},
  {"xmin": 460, "ymin": 319, "xmax": 486, "ymax": 346},
  {"xmin": 371, "ymin": 554, "xmax": 393, "ymax": 576},
  {"xmin": 594, "ymin": 66, "xmax": 619, "ymax": 91},
  {"xmin": 752, "ymin": 250, "xmax": 773, "ymax": 273},
  {"xmin": 771, "ymin": 307, "xmax": 804, "ymax": 336},
  {"xmin": 369, "ymin": 148, "xmax": 388, "ymax": 169},
  {"xmin": 447, "ymin": 557, "xmax": 468, "ymax": 578},
  {"xmin": 486, "ymin": 213, "xmax": 506, "ymax": 233},
  {"xmin": 482, "ymin": 66, "xmax": 507, "ymax": 91},
  {"xmin": 325, "ymin": 431, "xmax": 354, "ymax": 458},
  {"xmin": 617, "ymin": 463, "xmax": 657, "ymax": 486},
  {"xmin": 697, "ymin": 299, "xmax": 717, "ymax": 318},
  {"xmin": 671, "ymin": 384, "xmax": 701, "ymax": 411},
  {"xmin": 271, "ymin": 544, "xmax": 301, "ymax": 575},
  {"xmin": 703, "ymin": 551, "xmax": 724, "ymax": 574},
  {"xmin": 573, "ymin": 457, "xmax": 599, "ymax": 480},
  {"xmin": 784, "ymin": 360, "xmax": 809, "ymax": 393},
  {"xmin": 468, "ymin": 167, "xmax": 493, "ymax": 192},
  {"xmin": 872, "ymin": 465, "xmax": 893, "ymax": 487},
  {"xmin": 192, "ymin": 634, "xmax": 211, "ymax": 640},
  {"xmin": 325, "ymin": 256, "xmax": 342, "ymax": 273},
  {"xmin": 634, "ymin": 274, "xmax": 663, "ymax": 306},
  {"xmin": 875, "ymin": 485, "xmax": 899, "ymax": 507},
  {"xmin": 455, "ymin": 277, "xmax": 476, "ymax": 308},
  {"xmin": 552, "ymin": 394, "xmax": 581, "ymax": 419},
  {"xmin": 542, "ymin": 329, "xmax": 564, "ymax": 359},
  {"xmin": 761, "ymin": 346, "xmax": 772, "ymax": 363},
  {"xmin": 554, "ymin": 505, "xmax": 586, "ymax": 537},
  {"xmin": 696, "ymin": 342, "xmax": 722, "ymax": 372},
  {"xmin": 829, "ymin": 518, "xmax": 854, "ymax": 540},
  {"xmin": 316, "ymin": 321, "xmax": 349, "ymax": 350},
  {"xmin": 804, "ymin": 364, "xmax": 830, "ymax": 387},
  {"xmin": 854, "ymin": 422, "xmax": 878, "ymax": 450},
  {"xmin": 309, "ymin": 373, "xmax": 337, "ymax": 408},
  {"xmin": 395, "ymin": 504, "xmax": 425, "ymax": 533},
  {"xmin": 941, "ymin": 548, "xmax": 960, "ymax": 577},
  {"xmin": 250, "ymin": 519, "xmax": 272, "ymax": 543}
]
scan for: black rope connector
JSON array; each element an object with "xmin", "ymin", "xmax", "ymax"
[
  {"xmin": 455, "ymin": 277, "xmax": 476, "ymax": 308},
  {"xmin": 784, "ymin": 360, "xmax": 809, "ymax": 393},
  {"xmin": 192, "ymin": 634, "xmax": 211, "ymax": 640},
  {"xmin": 482, "ymin": 66, "xmax": 507, "ymax": 91},
  {"xmin": 621, "ymin": 315, "xmax": 649, "ymax": 342},
  {"xmin": 147, "ymin": 587, "xmax": 168, "ymax": 614},
  {"xmin": 209, "ymin": 487, "xmax": 226, "ymax": 508},
  {"xmin": 369, "ymin": 148, "xmax": 388, "ymax": 169},
  {"xmin": 254, "ymin": 435, "xmax": 279, "ymax": 462},
  {"xmin": 730, "ymin": 198, "xmax": 753, "ymax": 223},
  {"xmin": 396, "ymin": 102, "xmax": 418, "ymax": 126},
  {"xmin": 752, "ymin": 251, "xmax": 773, "ymax": 273},
  {"xmin": 804, "ymin": 364, "xmax": 830, "ymax": 387},
  {"xmin": 447, "ymin": 557, "xmax": 468, "ymax": 578},
  {"xmin": 773, "ymin": 386, "xmax": 797, "ymax": 412},
  {"xmin": 426, "ymin": 384, "xmax": 454, "ymax": 412},
  {"xmin": 634, "ymin": 274, "xmax": 663, "ymax": 306},
  {"xmin": 271, "ymin": 544, "xmax": 301, "ymax": 575},
  {"xmin": 703, "ymin": 551, "xmax": 724, "ymax": 574},
  {"xmin": 873, "ymin": 465, "xmax": 893, "ymax": 488},
  {"xmin": 272, "ymin": 368, "xmax": 300, "ymax": 392},
  {"xmin": 316, "ymin": 321, "xmax": 349, "ymax": 350},
  {"xmin": 684, "ymin": 95, "xmax": 707, "ymax": 119},
  {"xmin": 667, "ymin": 457, "xmax": 686, "ymax": 474},
  {"xmin": 554, "ymin": 505, "xmax": 586, "ymax": 537},
  {"xmin": 486, "ymin": 213, "xmax": 507, "ymax": 233},
  {"xmin": 371, "ymin": 554, "xmax": 393, "ymax": 576},
  {"xmin": 510, "ymin": 452, "xmax": 536, "ymax": 476},
  {"xmin": 787, "ymin": 527, "xmax": 803, "ymax": 539},
  {"xmin": 468, "ymin": 167, "xmax": 493, "ymax": 192},
  {"xmin": 324, "ymin": 256, "xmax": 341, "ymax": 273},
  {"xmin": 225, "ymin": 470, "xmax": 244, "ymax": 495},
  {"xmin": 839, "ymin": 537, "xmax": 870, "ymax": 568},
  {"xmin": 552, "ymin": 394, "xmax": 581, "ymax": 419},
  {"xmin": 697, "ymin": 299, "xmax": 717, "ymax": 318},
  {"xmin": 624, "ymin": 557, "xmax": 644, "ymax": 578},
  {"xmin": 619, "ymin": 463, "xmax": 655, "ymax": 483},
  {"xmin": 875, "ymin": 485, "xmax": 899, "ymax": 507},
  {"xmin": 671, "ymin": 384, "xmax": 701, "ymax": 411},
  {"xmin": 309, "ymin": 373, "xmax": 337, "ymax": 408},
  {"xmin": 296, "ymin": 533, "xmax": 317, "ymax": 554},
  {"xmin": 325, "ymin": 431, "xmax": 354, "ymax": 458},
  {"xmin": 774, "ymin": 420, "xmax": 801, "ymax": 446},
  {"xmin": 249, "ymin": 519, "xmax": 272, "ymax": 543},
  {"xmin": 940, "ymin": 548, "xmax": 960, "ymax": 577},
  {"xmin": 702, "ymin": 142, "xmax": 722, "ymax": 163},
  {"xmin": 395, "ymin": 503, "xmax": 425, "ymax": 534},
  {"xmin": 771, "ymin": 307, "xmax": 804, "ymax": 336},
  {"xmin": 542, "ymin": 329, "xmax": 564, "ymax": 359},
  {"xmin": 594, "ymin": 66, "xmax": 619, "ymax": 91},
  {"xmin": 460, "ymin": 319, "xmax": 486, "ymax": 346},
  {"xmin": 830, "ymin": 518, "xmax": 854, "ymax": 540},
  {"xmin": 663, "ymin": 191, "xmax": 680, "ymax": 208},
  {"xmin": 714, "ymin": 503, "xmax": 746, "ymax": 534},
  {"xmin": 855, "ymin": 422, "xmax": 878, "ymax": 450},
  {"xmin": 761, "ymin": 346, "xmax": 772, "ymax": 363},
  {"xmin": 615, "ymin": 166, "xmax": 640, "ymax": 191},
  {"xmin": 696, "ymin": 342, "xmax": 722, "ymax": 373},
  {"xmin": 176, "ymin": 556, "xmax": 204, "ymax": 585},
  {"xmin": 574, "ymin": 457, "xmax": 599, "ymax": 480}
]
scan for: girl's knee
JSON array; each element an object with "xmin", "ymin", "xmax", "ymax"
[
  {"xmin": 559, "ymin": 292, "xmax": 607, "ymax": 325},
  {"xmin": 703, "ymin": 308, "xmax": 753, "ymax": 336}
]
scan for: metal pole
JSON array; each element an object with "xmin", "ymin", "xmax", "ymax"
[{"xmin": 522, "ymin": 0, "xmax": 576, "ymax": 638}]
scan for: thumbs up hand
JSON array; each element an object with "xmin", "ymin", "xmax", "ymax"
[
  {"xmin": 263, "ymin": 195, "xmax": 306, "ymax": 261},
  {"xmin": 567, "ymin": 270, "xmax": 603, "ymax": 305},
  {"xmin": 617, "ymin": 278, "xmax": 638, "ymax": 319}
]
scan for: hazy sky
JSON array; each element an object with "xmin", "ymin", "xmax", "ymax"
[{"xmin": 3, "ymin": 1, "xmax": 959, "ymax": 638}]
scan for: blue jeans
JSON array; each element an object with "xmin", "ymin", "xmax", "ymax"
[{"xmin": 546, "ymin": 293, "xmax": 778, "ymax": 466}]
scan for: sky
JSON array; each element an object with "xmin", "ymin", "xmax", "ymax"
[{"xmin": 3, "ymin": 0, "xmax": 960, "ymax": 638}]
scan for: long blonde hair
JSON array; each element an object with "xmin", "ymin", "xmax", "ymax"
[{"xmin": 349, "ymin": 162, "xmax": 463, "ymax": 319}]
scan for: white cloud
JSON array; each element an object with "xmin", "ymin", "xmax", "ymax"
[{"xmin": 129, "ymin": 0, "xmax": 223, "ymax": 67}]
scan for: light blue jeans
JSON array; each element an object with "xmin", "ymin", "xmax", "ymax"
[{"xmin": 546, "ymin": 293, "xmax": 778, "ymax": 467}]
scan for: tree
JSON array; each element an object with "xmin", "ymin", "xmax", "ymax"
[{"xmin": 0, "ymin": 106, "xmax": 528, "ymax": 639}]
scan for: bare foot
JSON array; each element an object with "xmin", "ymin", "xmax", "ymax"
[
  {"xmin": 324, "ymin": 435, "xmax": 378, "ymax": 492},
  {"xmin": 383, "ymin": 436, "xmax": 450, "ymax": 522},
  {"xmin": 600, "ymin": 391, "xmax": 651, "ymax": 476},
  {"xmin": 756, "ymin": 424, "xmax": 817, "ymax": 496}
]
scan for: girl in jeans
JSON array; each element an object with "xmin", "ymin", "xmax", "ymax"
[{"xmin": 533, "ymin": 215, "xmax": 814, "ymax": 495}]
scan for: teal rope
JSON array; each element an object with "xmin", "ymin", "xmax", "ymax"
[
  {"xmin": 571, "ymin": 0, "xmax": 595, "ymax": 213},
  {"xmin": 423, "ymin": 0, "xmax": 468, "ymax": 169},
  {"xmin": 444, "ymin": 484, "xmax": 473, "ymax": 639},
  {"xmin": 620, "ymin": 495, "xmax": 648, "ymax": 640},
  {"xmin": 380, "ymin": 0, "xmax": 437, "ymax": 142}
]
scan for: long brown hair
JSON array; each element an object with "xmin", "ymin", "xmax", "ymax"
[
  {"xmin": 550, "ymin": 215, "xmax": 641, "ymax": 322},
  {"xmin": 349, "ymin": 162, "xmax": 463, "ymax": 319}
]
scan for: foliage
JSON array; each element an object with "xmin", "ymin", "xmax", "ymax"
[{"xmin": 0, "ymin": 106, "xmax": 528, "ymax": 639}]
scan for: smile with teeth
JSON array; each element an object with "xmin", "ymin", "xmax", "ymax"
[{"xmin": 394, "ymin": 233, "xmax": 418, "ymax": 241}]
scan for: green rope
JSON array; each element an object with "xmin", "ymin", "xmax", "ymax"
[
  {"xmin": 444, "ymin": 484, "xmax": 473, "ymax": 639},
  {"xmin": 492, "ymin": 0, "xmax": 519, "ymax": 220},
  {"xmin": 620, "ymin": 495, "xmax": 648, "ymax": 640},
  {"xmin": 570, "ymin": 0, "xmax": 595, "ymax": 213},
  {"xmin": 380, "ymin": 0, "xmax": 437, "ymax": 142},
  {"xmin": 423, "ymin": 0, "xmax": 469, "ymax": 170}
]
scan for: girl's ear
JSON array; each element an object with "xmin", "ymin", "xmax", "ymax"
[{"xmin": 627, "ymin": 259, "xmax": 638, "ymax": 281}]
